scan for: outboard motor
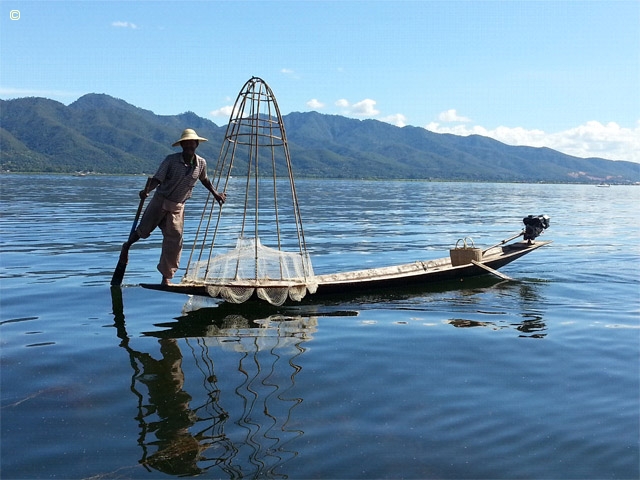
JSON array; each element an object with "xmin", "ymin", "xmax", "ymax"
[{"xmin": 523, "ymin": 215, "xmax": 550, "ymax": 242}]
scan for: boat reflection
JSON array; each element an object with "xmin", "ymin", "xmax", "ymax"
[
  {"xmin": 445, "ymin": 280, "xmax": 549, "ymax": 337},
  {"xmin": 110, "ymin": 288, "xmax": 317, "ymax": 477}
]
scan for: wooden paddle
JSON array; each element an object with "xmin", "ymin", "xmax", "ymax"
[
  {"xmin": 110, "ymin": 177, "xmax": 152, "ymax": 286},
  {"xmin": 471, "ymin": 259, "xmax": 515, "ymax": 281}
]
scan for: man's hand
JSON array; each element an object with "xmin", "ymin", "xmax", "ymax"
[
  {"xmin": 214, "ymin": 191, "xmax": 226, "ymax": 206},
  {"xmin": 201, "ymin": 178, "xmax": 226, "ymax": 206},
  {"xmin": 139, "ymin": 178, "xmax": 159, "ymax": 199}
]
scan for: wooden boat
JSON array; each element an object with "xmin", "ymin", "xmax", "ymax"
[
  {"xmin": 141, "ymin": 236, "xmax": 551, "ymax": 302},
  {"xmin": 135, "ymin": 78, "xmax": 552, "ymax": 305}
]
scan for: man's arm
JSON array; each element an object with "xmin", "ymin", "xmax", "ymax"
[
  {"xmin": 139, "ymin": 177, "xmax": 161, "ymax": 199},
  {"xmin": 201, "ymin": 177, "xmax": 226, "ymax": 205}
]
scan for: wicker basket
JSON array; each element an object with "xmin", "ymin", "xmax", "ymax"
[{"xmin": 450, "ymin": 237, "xmax": 482, "ymax": 266}]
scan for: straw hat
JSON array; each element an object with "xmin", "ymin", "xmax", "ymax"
[{"xmin": 172, "ymin": 129, "xmax": 208, "ymax": 147}]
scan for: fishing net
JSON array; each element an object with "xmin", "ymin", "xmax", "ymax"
[
  {"xmin": 183, "ymin": 237, "xmax": 317, "ymax": 306},
  {"xmin": 181, "ymin": 77, "xmax": 317, "ymax": 306}
]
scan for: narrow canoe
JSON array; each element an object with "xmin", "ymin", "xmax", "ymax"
[{"xmin": 141, "ymin": 240, "xmax": 551, "ymax": 302}]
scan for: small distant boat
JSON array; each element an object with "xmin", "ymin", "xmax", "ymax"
[{"xmin": 596, "ymin": 183, "xmax": 611, "ymax": 187}]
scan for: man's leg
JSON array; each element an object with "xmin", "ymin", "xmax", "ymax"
[
  {"xmin": 157, "ymin": 208, "xmax": 185, "ymax": 285},
  {"xmin": 122, "ymin": 195, "xmax": 163, "ymax": 256}
]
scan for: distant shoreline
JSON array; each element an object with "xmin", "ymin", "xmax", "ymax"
[{"xmin": 1, "ymin": 171, "xmax": 636, "ymax": 186}]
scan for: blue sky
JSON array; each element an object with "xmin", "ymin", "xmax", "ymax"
[{"xmin": 2, "ymin": 1, "xmax": 639, "ymax": 162}]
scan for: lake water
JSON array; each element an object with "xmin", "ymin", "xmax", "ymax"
[{"xmin": 1, "ymin": 174, "xmax": 638, "ymax": 479}]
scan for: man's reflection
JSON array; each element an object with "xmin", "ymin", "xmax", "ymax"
[
  {"xmin": 131, "ymin": 338, "xmax": 212, "ymax": 475},
  {"xmin": 111, "ymin": 289, "xmax": 217, "ymax": 474},
  {"xmin": 110, "ymin": 287, "xmax": 313, "ymax": 477}
]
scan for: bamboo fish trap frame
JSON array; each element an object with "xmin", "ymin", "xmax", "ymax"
[{"xmin": 181, "ymin": 77, "xmax": 317, "ymax": 305}]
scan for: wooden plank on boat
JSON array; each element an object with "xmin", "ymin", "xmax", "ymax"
[{"xmin": 471, "ymin": 259, "xmax": 514, "ymax": 281}]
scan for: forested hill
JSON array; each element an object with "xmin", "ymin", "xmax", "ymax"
[{"xmin": 2, "ymin": 94, "xmax": 639, "ymax": 183}]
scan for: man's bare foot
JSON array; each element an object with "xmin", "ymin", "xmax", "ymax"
[{"xmin": 161, "ymin": 276, "xmax": 173, "ymax": 286}]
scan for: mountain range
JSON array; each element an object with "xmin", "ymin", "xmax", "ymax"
[{"xmin": 1, "ymin": 93, "xmax": 638, "ymax": 183}]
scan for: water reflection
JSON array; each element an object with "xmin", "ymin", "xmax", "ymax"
[
  {"xmin": 445, "ymin": 280, "xmax": 549, "ymax": 337},
  {"xmin": 110, "ymin": 288, "xmax": 316, "ymax": 477},
  {"xmin": 513, "ymin": 281, "xmax": 548, "ymax": 337}
]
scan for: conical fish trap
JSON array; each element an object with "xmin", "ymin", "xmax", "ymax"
[{"xmin": 181, "ymin": 77, "xmax": 316, "ymax": 305}]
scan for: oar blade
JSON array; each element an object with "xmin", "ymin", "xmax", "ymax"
[
  {"xmin": 110, "ymin": 245, "xmax": 129, "ymax": 286},
  {"xmin": 109, "ymin": 178, "xmax": 151, "ymax": 286}
]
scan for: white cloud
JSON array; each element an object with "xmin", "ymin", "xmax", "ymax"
[
  {"xmin": 548, "ymin": 121, "xmax": 640, "ymax": 161},
  {"xmin": 380, "ymin": 113, "xmax": 407, "ymax": 128},
  {"xmin": 335, "ymin": 98, "xmax": 380, "ymax": 117},
  {"xmin": 111, "ymin": 21, "xmax": 137, "ymax": 29},
  {"xmin": 307, "ymin": 98, "xmax": 324, "ymax": 109},
  {"xmin": 438, "ymin": 109, "xmax": 471, "ymax": 123},
  {"xmin": 333, "ymin": 98, "xmax": 404, "ymax": 125},
  {"xmin": 425, "ymin": 120, "xmax": 640, "ymax": 162},
  {"xmin": 210, "ymin": 105, "xmax": 234, "ymax": 118},
  {"xmin": 351, "ymin": 99, "xmax": 379, "ymax": 117}
]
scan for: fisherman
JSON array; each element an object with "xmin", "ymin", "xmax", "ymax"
[{"xmin": 121, "ymin": 129, "xmax": 226, "ymax": 285}]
